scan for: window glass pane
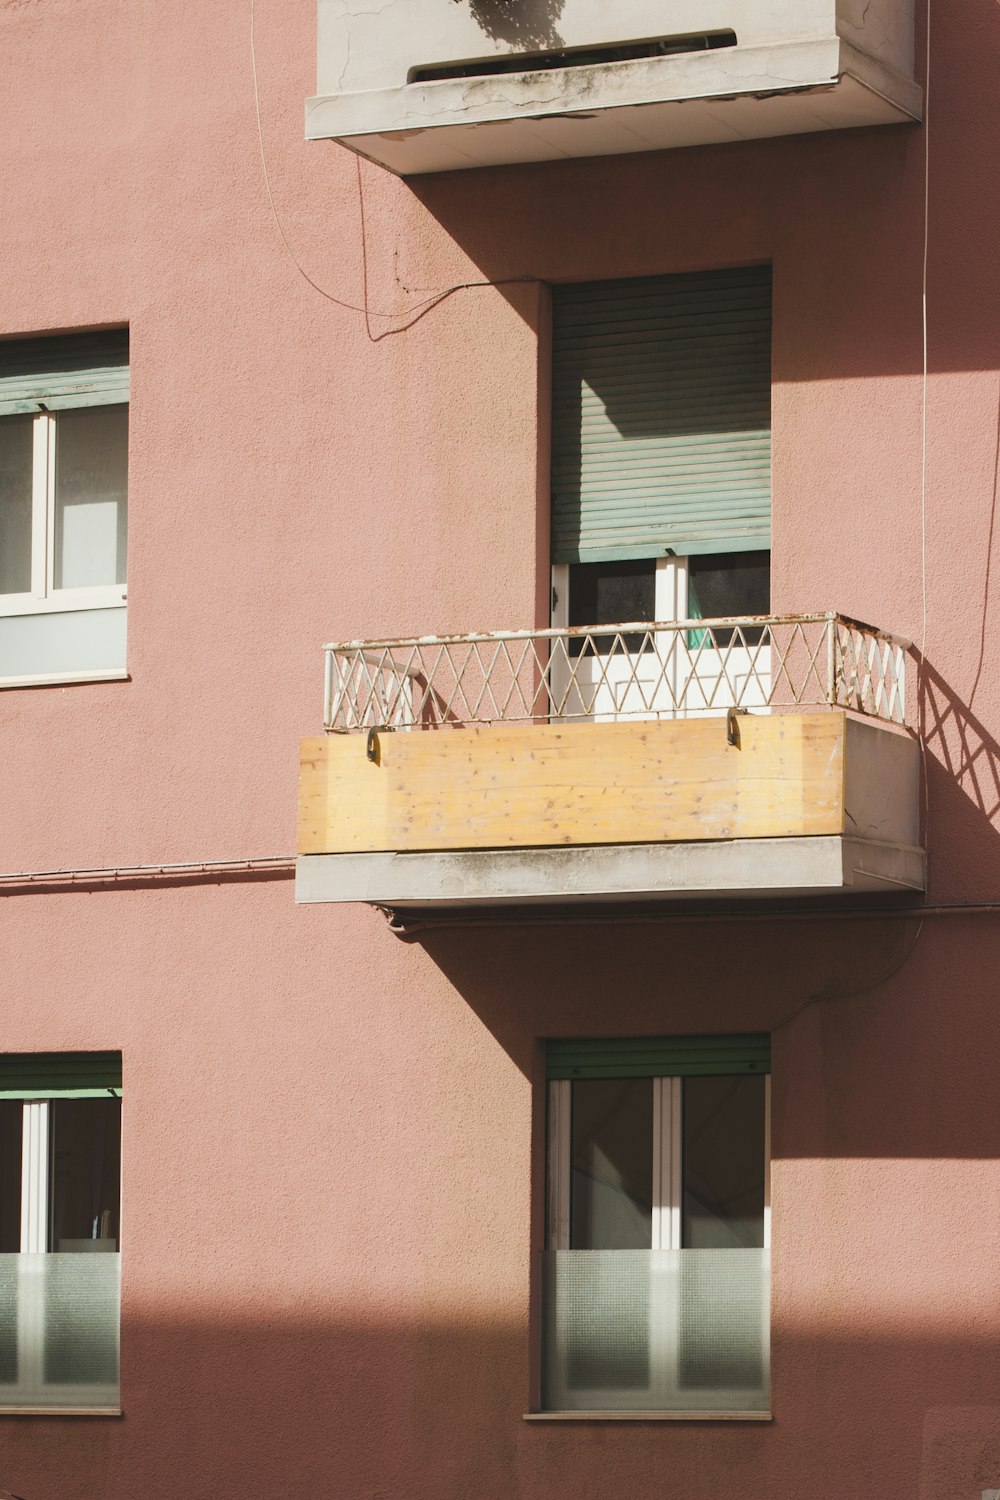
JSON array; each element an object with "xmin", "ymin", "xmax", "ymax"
[
  {"xmin": 49, "ymin": 1098, "xmax": 121, "ymax": 1252},
  {"xmin": 568, "ymin": 560, "xmax": 656, "ymax": 656},
  {"xmin": 682, "ymin": 1075, "xmax": 765, "ymax": 1249},
  {"xmin": 688, "ymin": 551, "xmax": 770, "ymax": 646},
  {"xmin": 0, "ymin": 1101, "xmax": 22, "ymax": 1254},
  {"xmin": 53, "ymin": 405, "xmax": 127, "ymax": 589},
  {"xmin": 571, "ymin": 1078, "xmax": 652, "ymax": 1250},
  {"xmin": 0, "ymin": 414, "xmax": 33, "ymax": 595}
]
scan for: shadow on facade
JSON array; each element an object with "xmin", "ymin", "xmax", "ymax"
[
  {"xmin": 918, "ymin": 650, "xmax": 1000, "ymax": 836},
  {"xmin": 458, "ymin": 0, "xmax": 565, "ymax": 49},
  {"xmin": 1, "ymin": 1315, "xmax": 1000, "ymax": 1500},
  {"xmin": 404, "ymin": 651, "xmax": 1000, "ymax": 1161},
  {"xmin": 396, "ymin": 0, "xmax": 1000, "ymax": 384}
]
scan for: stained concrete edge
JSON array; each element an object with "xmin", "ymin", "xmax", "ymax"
[{"xmin": 295, "ymin": 836, "xmax": 926, "ymax": 908}]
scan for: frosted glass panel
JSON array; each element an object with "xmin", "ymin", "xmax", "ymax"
[
  {"xmin": 0, "ymin": 606, "xmax": 126, "ymax": 680},
  {"xmin": 0, "ymin": 1253, "xmax": 119, "ymax": 1409},
  {"xmin": 541, "ymin": 1249, "xmax": 769, "ymax": 1413},
  {"xmin": 54, "ymin": 405, "xmax": 127, "ymax": 589},
  {"xmin": 0, "ymin": 414, "xmax": 33, "ymax": 595}
]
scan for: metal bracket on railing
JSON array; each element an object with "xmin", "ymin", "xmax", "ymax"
[
  {"xmin": 366, "ymin": 727, "xmax": 391, "ymax": 763},
  {"xmin": 726, "ymin": 707, "xmax": 747, "ymax": 747}
]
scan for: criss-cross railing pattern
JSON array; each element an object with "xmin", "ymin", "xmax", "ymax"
[{"xmin": 323, "ymin": 614, "xmax": 911, "ymax": 732}]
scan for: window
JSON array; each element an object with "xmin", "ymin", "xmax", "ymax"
[
  {"xmin": 541, "ymin": 1035, "xmax": 770, "ymax": 1416},
  {"xmin": 550, "ymin": 269, "xmax": 771, "ymax": 718},
  {"xmin": 0, "ymin": 332, "xmax": 129, "ymax": 687},
  {"xmin": 0, "ymin": 1053, "xmax": 122, "ymax": 1412}
]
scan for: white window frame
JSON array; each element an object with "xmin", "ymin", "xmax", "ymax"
[
  {"xmin": 550, "ymin": 557, "xmax": 772, "ymax": 721},
  {"xmin": 1, "ymin": 408, "xmax": 128, "ymax": 620},
  {"xmin": 0, "ymin": 403, "xmax": 129, "ymax": 690},
  {"xmin": 544, "ymin": 1073, "xmax": 770, "ymax": 1416}
]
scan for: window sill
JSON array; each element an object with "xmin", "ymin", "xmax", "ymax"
[
  {"xmin": 0, "ymin": 1407, "xmax": 122, "ymax": 1418},
  {"xmin": 523, "ymin": 1410, "xmax": 773, "ymax": 1422},
  {"xmin": 0, "ymin": 594, "xmax": 126, "ymax": 619},
  {"xmin": 0, "ymin": 669, "xmax": 129, "ymax": 690}
]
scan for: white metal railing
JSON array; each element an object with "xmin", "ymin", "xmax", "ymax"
[{"xmin": 322, "ymin": 613, "xmax": 911, "ymax": 732}]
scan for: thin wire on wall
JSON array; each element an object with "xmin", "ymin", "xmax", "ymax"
[
  {"xmin": 920, "ymin": 1, "xmax": 930, "ymax": 663},
  {"xmin": 250, "ymin": 0, "xmax": 535, "ymax": 335},
  {"xmin": 916, "ymin": 0, "xmax": 931, "ymax": 903}
]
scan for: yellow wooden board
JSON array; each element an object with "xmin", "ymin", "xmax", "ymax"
[{"xmin": 298, "ymin": 713, "xmax": 848, "ymax": 855}]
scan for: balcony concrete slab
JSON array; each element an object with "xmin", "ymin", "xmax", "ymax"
[
  {"xmin": 296, "ymin": 835, "xmax": 925, "ymax": 908},
  {"xmin": 307, "ymin": 38, "xmax": 922, "ymax": 174}
]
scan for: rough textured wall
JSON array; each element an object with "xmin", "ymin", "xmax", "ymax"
[{"xmin": 1, "ymin": 0, "xmax": 1000, "ymax": 1497}]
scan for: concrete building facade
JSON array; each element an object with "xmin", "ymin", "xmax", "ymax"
[{"xmin": 1, "ymin": 0, "xmax": 999, "ymax": 1496}]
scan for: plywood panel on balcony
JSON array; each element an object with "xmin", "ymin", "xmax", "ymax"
[{"xmin": 298, "ymin": 712, "xmax": 862, "ymax": 856}]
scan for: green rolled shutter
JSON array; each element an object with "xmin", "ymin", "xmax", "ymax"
[
  {"xmin": 546, "ymin": 1034, "xmax": 770, "ymax": 1080},
  {"xmin": 0, "ymin": 1052, "xmax": 122, "ymax": 1098},
  {"xmin": 551, "ymin": 267, "xmax": 771, "ymax": 563},
  {"xmin": 0, "ymin": 331, "xmax": 129, "ymax": 416}
]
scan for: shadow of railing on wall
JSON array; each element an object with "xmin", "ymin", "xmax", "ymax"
[{"xmin": 916, "ymin": 649, "xmax": 1000, "ymax": 826}]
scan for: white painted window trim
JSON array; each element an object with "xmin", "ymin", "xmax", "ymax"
[
  {"xmin": 0, "ymin": 667, "xmax": 129, "ymax": 691},
  {"xmin": 0, "ymin": 409, "xmax": 127, "ymax": 620},
  {"xmin": 20, "ymin": 1101, "xmax": 49, "ymax": 1255},
  {"xmin": 0, "ymin": 592, "xmax": 127, "ymax": 619},
  {"xmin": 549, "ymin": 559, "xmax": 685, "ymax": 720}
]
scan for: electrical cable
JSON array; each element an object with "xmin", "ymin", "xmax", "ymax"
[
  {"xmin": 250, "ymin": 0, "xmax": 537, "ymax": 332},
  {"xmin": 0, "ymin": 857, "xmax": 294, "ymax": 890},
  {"xmin": 920, "ymin": 0, "xmax": 930, "ymax": 670},
  {"xmin": 917, "ymin": 0, "xmax": 931, "ymax": 896},
  {"xmin": 768, "ymin": 916, "xmax": 925, "ymax": 1033}
]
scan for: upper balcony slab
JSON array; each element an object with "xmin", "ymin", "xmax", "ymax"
[{"xmin": 307, "ymin": 0, "xmax": 922, "ymax": 175}]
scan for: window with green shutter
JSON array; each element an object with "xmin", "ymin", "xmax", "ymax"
[{"xmin": 551, "ymin": 267, "xmax": 772, "ymax": 565}]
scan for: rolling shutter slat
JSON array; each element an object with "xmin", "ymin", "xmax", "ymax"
[
  {"xmin": 546, "ymin": 1035, "xmax": 770, "ymax": 1080},
  {"xmin": 0, "ymin": 331, "xmax": 129, "ymax": 416},
  {"xmin": 0, "ymin": 1052, "xmax": 122, "ymax": 1098},
  {"xmin": 552, "ymin": 268, "xmax": 771, "ymax": 563}
]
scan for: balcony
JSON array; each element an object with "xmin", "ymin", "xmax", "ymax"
[
  {"xmin": 307, "ymin": 0, "xmax": 922, "ymax": 175},
  {"xmin": 296, "ymin": 612, "xmax": 924, "ymax": 910}
]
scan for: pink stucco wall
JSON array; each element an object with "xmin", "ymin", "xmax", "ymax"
[{"xmin": 2, "ymin": 1, "xmax": 1000, "ymax": 1497}]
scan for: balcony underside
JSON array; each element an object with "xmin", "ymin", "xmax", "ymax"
[
  {"xmin": 296, "ymin": 834, "xmax": 924, "ymax": 908},
  {"xmin": 306, "ymin": 39, "xmax": 922, "ymax": 176}
]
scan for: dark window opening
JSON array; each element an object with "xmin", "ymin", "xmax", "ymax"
[
  {"xmin": 566, "ymin": 559, "xmax": 655, "ymax": 656},
  {"xmin": 410, "ymin": 32, "xmax": 737, "ymax": 85},
  {"xmin": 688, "ymin": 551, "xmax": 770, "ymax": 646}
]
